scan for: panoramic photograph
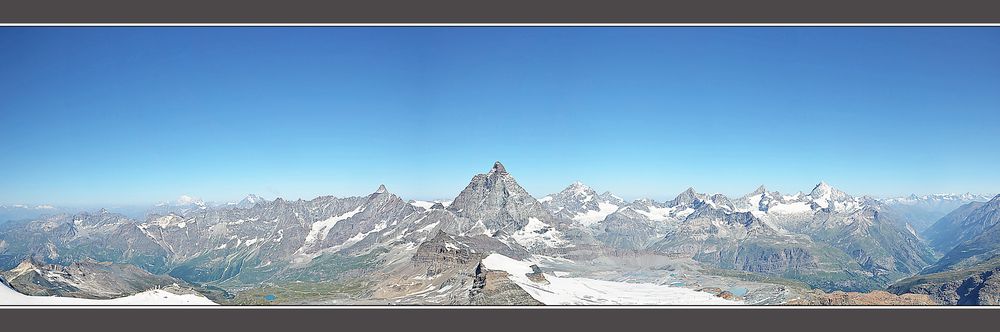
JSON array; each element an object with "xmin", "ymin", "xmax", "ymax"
[{"xmin": 1, "ymin": 26, "xmax": 998, "ymax": 306}]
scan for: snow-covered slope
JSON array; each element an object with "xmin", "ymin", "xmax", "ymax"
[
  {"xmin": 540, "ymin": 182, "xmax": 624, "ymax": 227},
  {"xmin": 480, "ymin": 254, "xmax": 740, "ymax": 305},
  {"xmin": 0, "ymin": 283, "xmax": 217, "ymax": 305}
]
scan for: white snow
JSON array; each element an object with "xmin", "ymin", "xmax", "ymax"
[
  {"xmin": 416, "ymin": 221, "xmax": 440, "ymax": 233},
  {"xmin": 673, "ymin": 207, "xmax": 695, "ymax": 219},
  {"xmin": 538, "ymin": 196, "xmax": 553, "ymax": 203},
  {"xmin": 148, "ymin": 215, "xmax": 186, "ymax": 229},
  {"xmin": 511, "ymin": 218, "xmax": 568, "ymax": 248},
  {"xmin": 768, "ymin": 202, "xmax": 813, "ymax": 214},
  {"xmin": 0, "ymin": 284, "xmax": 217, "ymax": 305},
  {"xmin": 744, "ymin": 194, "xmax": 764, "ymax": 211},
  {"xmin": 304, "ymin": 205, "xmax": 365, "ymax": 244},
  {"xmin": 409, "ymin": 201, "xmax": 436, "ymax": 209},
  {"xmin": 572, "ymin": 202, "xmax": 620, "ymax": 226},
  {"xmin": 409, "ymin": 200, "xmax": 451, "ymax": 209},
  {"xmin": 480, "ymin": 254, "xmax": 740, "ymax": 305},
  {"xmin": 635, "ymin": 205, "xmax": 675, "ymax": 222}
]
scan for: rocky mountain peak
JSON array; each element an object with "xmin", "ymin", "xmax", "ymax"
[
  {"xmin": 491, "ymin": 161, "xmax": 507, "ymax": 174},
  {"xmin": 810, "ymin": 181, "xmax": 850, "ymax": 201},
  {"xmin": 447, "ymin": 161, "xmax": 556, "ymax": 237},
  {"xmin": 563, "ymin": 181, "xmax": 595, "ymax": 196},
  {"xmin": 236, "ymin": 194, "xmax": 266, "ymax": 208},
  {"xmin": 670, "ymin": 187, "xmax": 702, "ymax": 206},
  {"xmin": 375, "ymin": 184, "xmax": 388, "ymax": 194},
  {"xmin": 751, "ymin": 185, "xmax": 768, "ymax": 196},
  {"xmin": 811, "ymin": 181, "xmax": 832, "ymax": 195}
]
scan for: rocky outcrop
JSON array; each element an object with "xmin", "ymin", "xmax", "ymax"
[
  {"xmin": 468, "ymin": 262, "xmax": 542, "ymax": 305},
  {"xmin": 1, "ymin": 258, "xmax": 180, "ymax": 299},
  {"xmin": 413, "ymin": 231, "xmax": 529, "ymax": 264},
  {"xmin": 787, "ymin": 290, "xmax": 937, "ymax": 305},
  {"xmin": 889, "ymin": 262, "xmax": 1000, "ymax": 305},
  {"xmin": 732, "ymin": 245, "xmax": 819, "ymax": 274}
]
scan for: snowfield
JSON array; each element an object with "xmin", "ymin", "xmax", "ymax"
[
  {"xmin": 572, "ymin": 202, "xmax": 620, "ymax": 226},
  {"xmin": 0, "ymin": 283, "xmax": 218, "ymax": 305},
  {"xmin": 481, "ymin": 254, "xmax": 741, "ymax": 305}
]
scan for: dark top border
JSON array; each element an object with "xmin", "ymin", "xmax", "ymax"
[{"xmin": 1, "ymin": 0, "xmax": 999, "ymax": 23}]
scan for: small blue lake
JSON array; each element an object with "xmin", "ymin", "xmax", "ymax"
[
  {"xmin": 264, "ymin": 294, "xmax": 277, "ymax": 302},
  {"xmin": 728, "ymin": 287, "xmax": 748, "ymax": 297}
]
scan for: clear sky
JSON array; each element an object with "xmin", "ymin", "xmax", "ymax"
[{"xmin": 1, "ymin": 27, "xmax": 998, "ymax": 205}]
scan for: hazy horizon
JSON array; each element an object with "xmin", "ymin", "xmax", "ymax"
[{"xmin": 2, "ymin": 27, "xmax": 999, "ymax": 205}]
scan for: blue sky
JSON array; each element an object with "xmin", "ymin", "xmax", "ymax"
[{"xmin": 1, "ymin": 27, "xmax": 998, "ymax": 205}]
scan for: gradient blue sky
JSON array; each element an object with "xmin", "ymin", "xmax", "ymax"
[{"xmin": 1, "ymin": 27, "xmax": 998, "ymax": 205}]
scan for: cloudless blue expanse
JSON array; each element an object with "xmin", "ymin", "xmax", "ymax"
[{"xmin": 1, "ymin": 27, "xmax": 999, "ymax": 205}]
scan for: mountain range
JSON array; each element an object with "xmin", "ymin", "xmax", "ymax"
[{"xmin": 0, "ymin": 161, "xmax": 996, "ymax": 305}]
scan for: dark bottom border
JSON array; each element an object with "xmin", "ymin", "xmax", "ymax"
[{"xmin": 0, "ymin": 308, "xmax": 991, "ymax": 331}]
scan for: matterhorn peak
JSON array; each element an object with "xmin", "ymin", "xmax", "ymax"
[
  {"xmin": 491, "ymin": 161, "xmax": 507, "ymax": 174},
  {"xmin": 375, "ymin": 184, "xmax": 388, "ymax": 194}
]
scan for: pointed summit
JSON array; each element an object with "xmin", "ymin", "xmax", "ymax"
[
  {"xmin": 751, "ymin": 185, "xmax": 768, "ymax": 195},
  {"xmin": 448, "ymin": 160, "xmax": 556, "ymax": 236},
  {"xmin": 670, "ymin": 187, "xmax": 703, "ymax": 206},
  {"xmin": 375, "ymin": 184, "xmax": 388, "ymax": 194},
  {"xmin": 810, "ymin": 181, "xmax": 834, "ymax": 197},
  {"xmin": 491, "ymin": 161, "xmax": 507, "ymax": 174},
  {"xmin": 237, "ymin": 194, "xmax": 266, "ymax": 208},
  {"xmin": 564, "ymin": 181, "xmax": 594, "ymax": 195}
]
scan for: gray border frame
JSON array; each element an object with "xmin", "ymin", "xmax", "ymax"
[{"xmin": 1, "ymin": 0, "xmax": 999, "ymax": 329}]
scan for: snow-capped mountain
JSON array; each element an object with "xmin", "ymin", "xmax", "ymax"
[
  {"xmin": 0, "ymin": 162, "xmax": 965, "ymax": 304},
  {"xmin": 447, "ymin": 162, "xmax": 570, "ymax": 250},
  {"xmin": 883, "ymin": 193, "xmax": 995, "ymax": 206},
  {"xmin": 539, "ymin": 181, "xmax": 623, "ymax": 227},
  {"xmin": 234, "ymin": 194, "xmax": 268, "ymax": 209},
  {"xmin": 882, "ymin": 192, "xmax": 995, "ymax": 232}
]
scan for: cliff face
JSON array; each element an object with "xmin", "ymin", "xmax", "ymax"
[
  {"xmin": 468, "ymin": 262, "xmax": 542, "ymax": 306},
  {"xmin": 889, "ymin": 262, "xmax": 1000, "ymax": 305}
]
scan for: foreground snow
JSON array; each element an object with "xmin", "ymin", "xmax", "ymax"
[
  {"xmin": 481, "ymin": 254, "xmax": 741, "ymax": 305},
  {"xmin": 0, "ymin": 284, "xmax": 217, "ymax": 305}
]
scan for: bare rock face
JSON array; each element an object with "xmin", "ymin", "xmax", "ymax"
[
  {"xmin": 0, "ymin": 258, "xmax": 180, "ymax": 299},
  {"xmin": 468, "ymin": 262, "xmax": 542, "ymax": 305},
  {"xmin": 787, "ymin": 290, "xmax": 937, "ymax": 305},
  {"xmin": 525, "ymin": 265, "xmax": 549, "ymax": 284},
  {"xmin": 697, "ymin": 287, "xmax": 723, "ymax": 295},
  {"xmin": 413, "ymin": 231, "xmax": 529, "ymax": 265},
  {"xmin": 890, "ymin": 264, "xmax": 1000, "ymax": 305},
  {"xmin": 447, "ymin": 161, "xmax": 558, "ymax": 237},
  {"xmin": 717, "ymin": 291, "xmax": 738, "ymax": 301}
]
